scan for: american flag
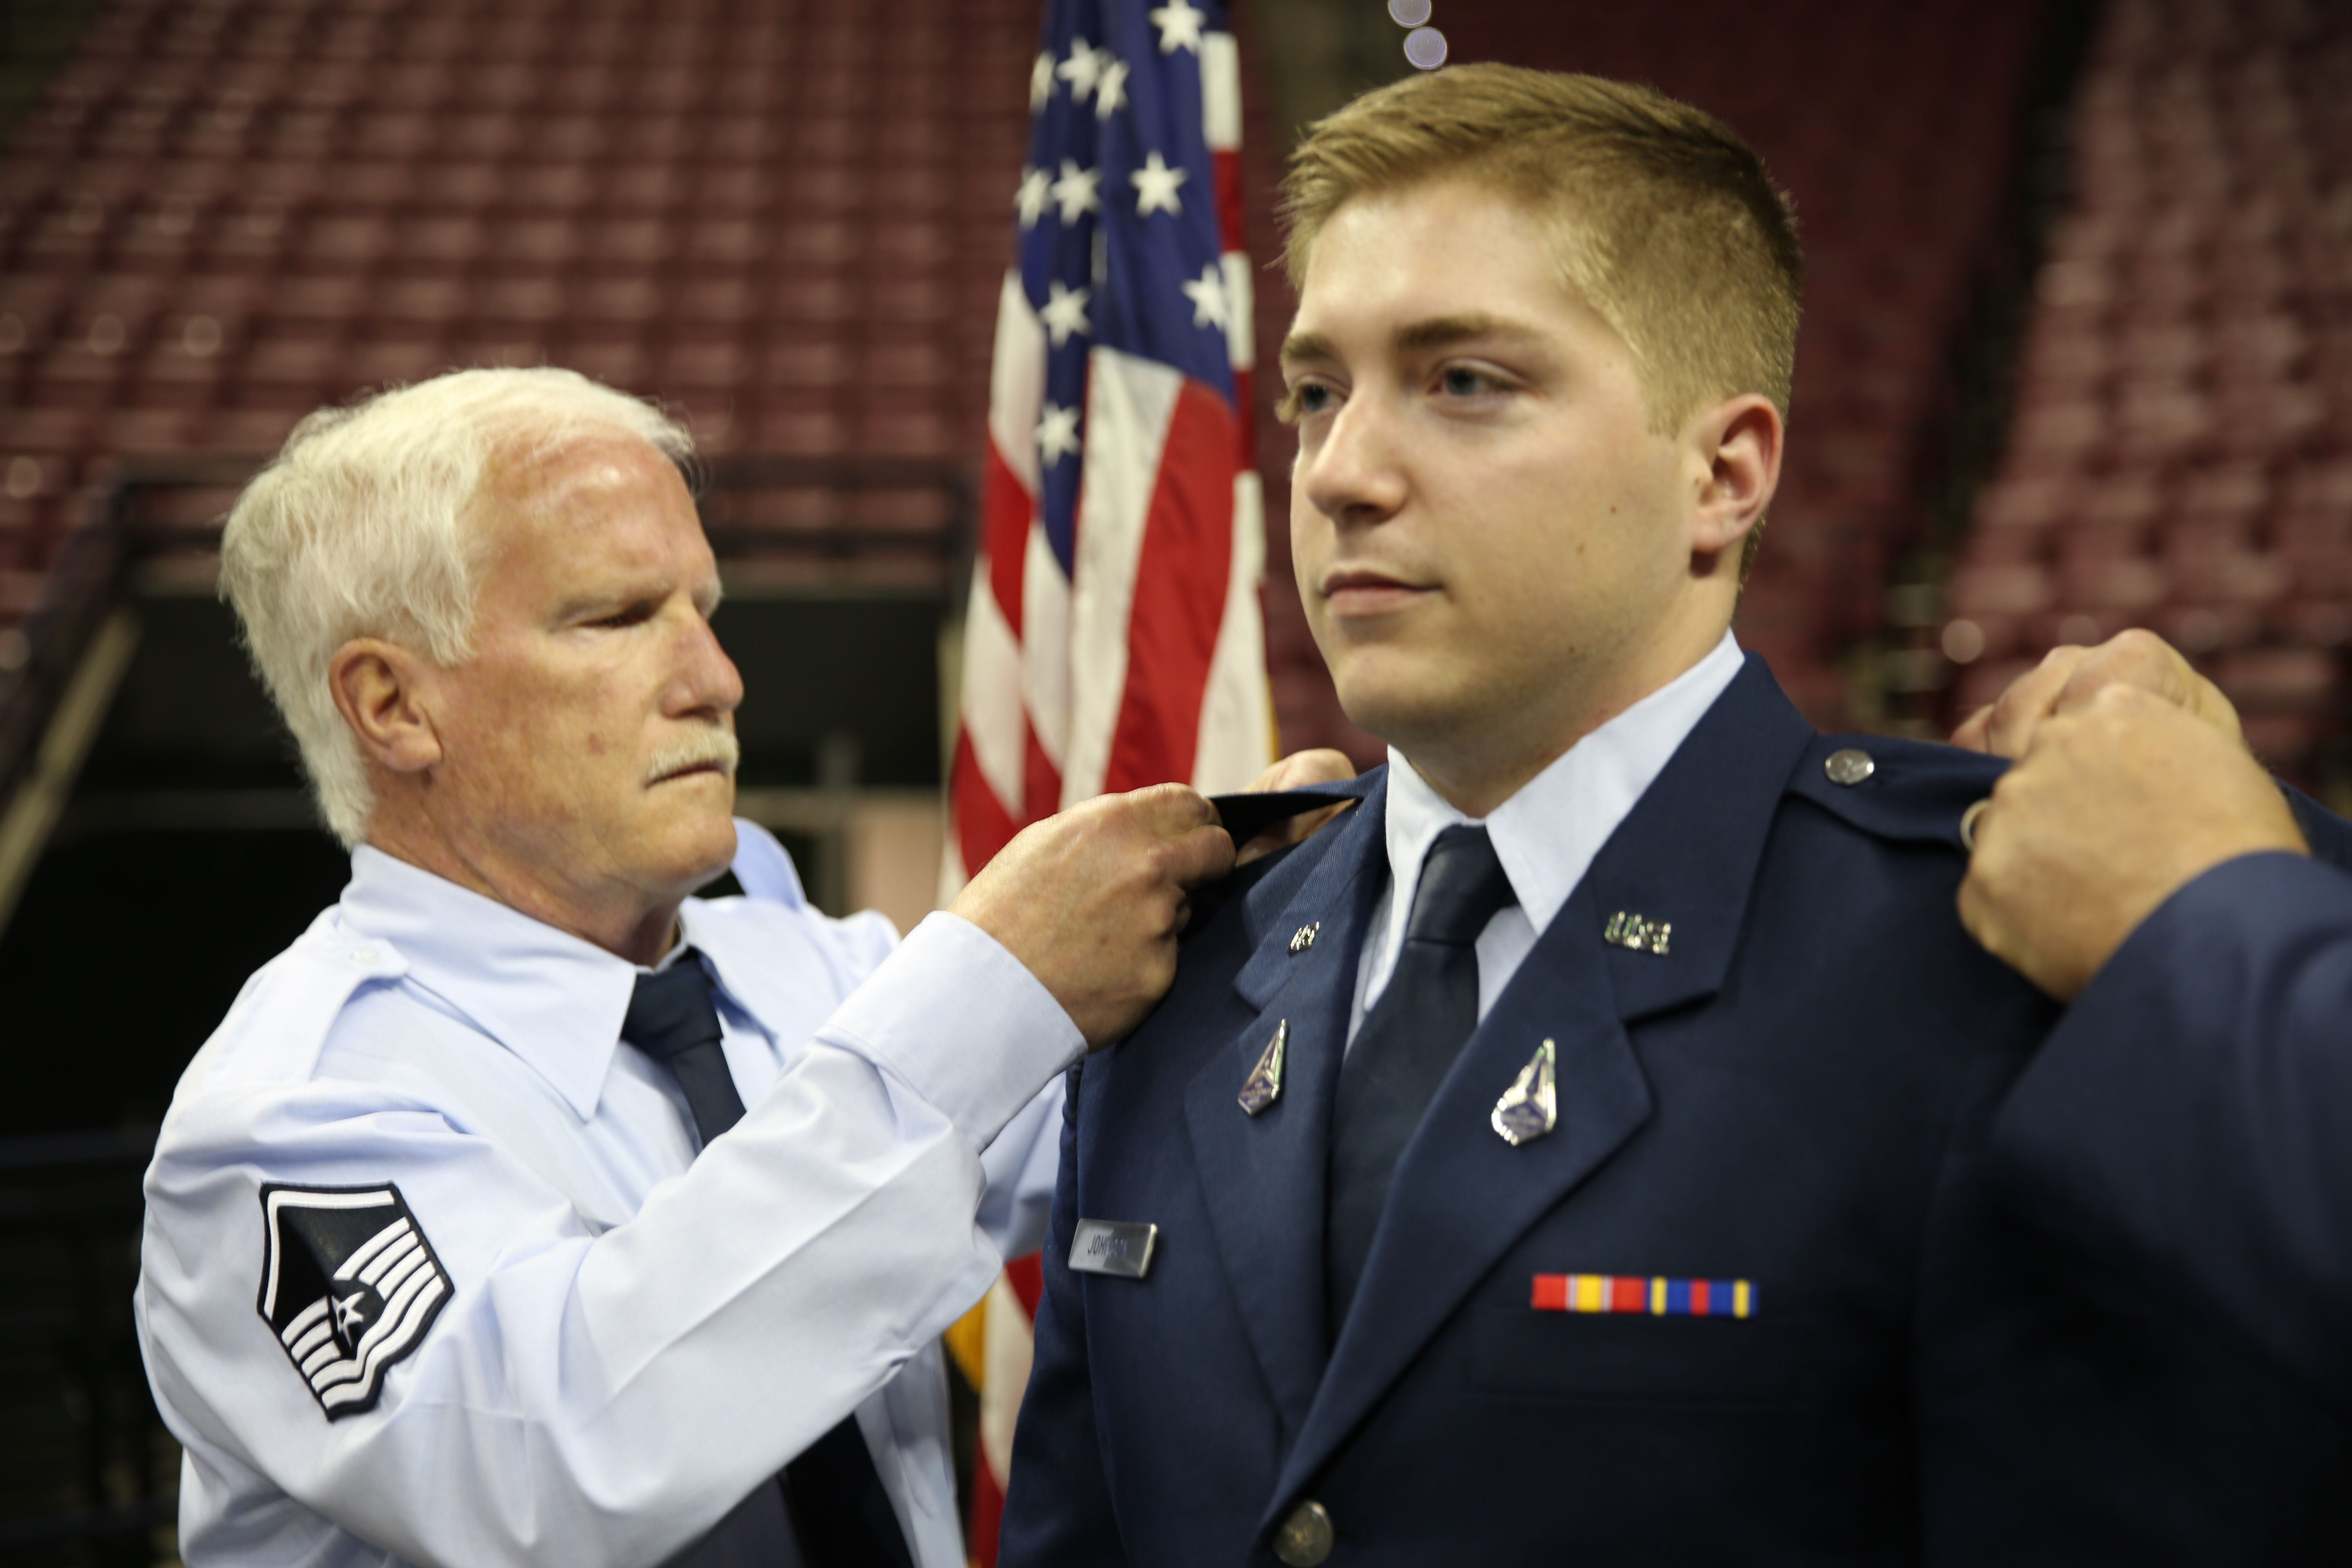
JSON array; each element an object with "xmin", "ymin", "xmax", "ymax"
[
  {"xmin": 942, "ymin": 0, "xmax": 1270, "ymax": 1557},
  {"xmin": 945, "ymin": 0, "xmax": 1271, "ymax": 889}
]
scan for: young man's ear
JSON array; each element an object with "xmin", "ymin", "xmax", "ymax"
[
  {"xmin": 1687, "ymin": 393, "xmax": 1783, "ymax": 567},
  {"xmin": 329, "ymin": 639, "xmax": 444, "ymax": 774}
]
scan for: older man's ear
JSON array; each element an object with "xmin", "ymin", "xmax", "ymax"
[{"xmin": 329, "ymin": 638, "xmax": 445, "ymax": 775}]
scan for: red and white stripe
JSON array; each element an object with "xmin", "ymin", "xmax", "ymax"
[{"xmin": 945, "ymin": 30, "xmax": 1269, "ymax": 896}]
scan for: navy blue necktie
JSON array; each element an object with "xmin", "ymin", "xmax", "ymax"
[
  {"xmin": 1325, "ymin": 826, "xmax": 1518, "ymax": 1337},
  {"xmin": 623, "ymin": 959, "xmax": 915, "ymax": 1568}
]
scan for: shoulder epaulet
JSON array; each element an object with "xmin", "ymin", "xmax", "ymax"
[
  {"xmin": 1784, "ymin": 733, "xmax": 2006, "ymax": 853},
  {"xmin": 1187, "ymin": 764, "xmax": 1387, "ymax": 938},
  {"xmin": 175, "ymin": 913, "xmax": 409, "ymax": 1098}
]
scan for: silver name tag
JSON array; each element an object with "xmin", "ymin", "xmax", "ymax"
[{"xmin": 1069, "ymin": 1218, "xmax": 1159, "ymax": 1279}]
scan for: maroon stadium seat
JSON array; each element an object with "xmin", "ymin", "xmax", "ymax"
[{"xmin": 1940, "ymin": 0, "xmax": 2352, "ymax": 779}]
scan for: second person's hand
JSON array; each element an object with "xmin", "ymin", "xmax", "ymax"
[{"xmin": 951, "ymin": 783, "xmax": 1235, "ymax": 1049}]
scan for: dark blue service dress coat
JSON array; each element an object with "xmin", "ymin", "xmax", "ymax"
[
  {"xmin": 999, "ymin": 657, "xmax": 2352, "ymax": 1567},
  {"xmin": 1995, "ymin": 847, "xmax": 2352, "ymax": 1417}
]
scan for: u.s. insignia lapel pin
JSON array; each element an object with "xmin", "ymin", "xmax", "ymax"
[
  {"xmin": 1492, "ymin": 1038, "xmax": 1557, "ymax": 1146},
  {"xmin": 1604, "ymin": 911, "xmax": 1671, "ymax": 955},
  {"xmin": 1238, "ymin": 1020, "xmax": 1287, "ymax": 1115}
]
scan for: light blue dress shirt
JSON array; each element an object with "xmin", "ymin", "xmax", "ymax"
[
  {"xmin": 135, "ymin": 820, "xmax": 1076, "ymax": 1568},
  {"xmin": 1352, "ymin": 630, "xmax": 1747, "ymax": 1040}
]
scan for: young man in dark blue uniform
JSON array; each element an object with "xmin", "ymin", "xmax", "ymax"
[{"xmin": 1000, "ymin": 67, "xmax": 2352, "ymax": 1566}]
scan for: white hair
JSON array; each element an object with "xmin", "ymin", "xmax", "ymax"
[{"xmin": 218, "ymin": 367, "xmax": 694, "ymax": 847}]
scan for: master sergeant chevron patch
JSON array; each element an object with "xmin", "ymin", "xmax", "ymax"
[{"xmin": 256, "ymin": 1183, "xmax": 451, "ymax": 1419}]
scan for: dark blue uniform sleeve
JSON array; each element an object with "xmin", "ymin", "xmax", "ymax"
[
  {"xmin": 2287, "ymin": 784, "xmax": 2352, "ymax": 872},
  {"xmin": 997, "ymin": 1062, "xmax": 1130, "ymax": 1568},
  {"xmin": 1992, "ymin": 851, "xmax": 2352, "ymax": 1407}
]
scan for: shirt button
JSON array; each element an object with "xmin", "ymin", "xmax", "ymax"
[
  {"xmin": 1823, "ymin": 747, "xmax": 1875, "ymax": 786},
  {"xmin": 351, "ymin": 947, "xmax": 379, "ymax": 964},
  {"xmin": 1273, "ymin": 1499, "xmax": 1334, "ymax": 1566}
]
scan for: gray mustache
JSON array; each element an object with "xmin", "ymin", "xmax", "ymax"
[{"xmin": 645, "ymin": 730, "xmax": 740, "ymax": 784}]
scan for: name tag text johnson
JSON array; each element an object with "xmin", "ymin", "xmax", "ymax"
[{"xmin": 1070, "ymin": 1219, "xmax": 1157, "ymax": 1278}]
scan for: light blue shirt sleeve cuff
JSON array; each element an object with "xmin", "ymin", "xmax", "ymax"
[{"xmin": 815, "ymin": 911, "xmax": 1085, "ymax": 1149}]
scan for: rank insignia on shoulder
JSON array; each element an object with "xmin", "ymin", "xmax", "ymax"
[
  {"xmin": 1238, "ymin": 1020, "xmax": 1287, "ymax": 1115},
  {"xmin": 1604, "ymin": 911, "xmax": 1670, "ymax": 955},
  {"xmin": 1492, "ymin": 1038, "xmax": 1557, "ymax": 1146},
  {"xmin": 256, "ymin": 1183, "xmax": 452, "ymax": 1419}
]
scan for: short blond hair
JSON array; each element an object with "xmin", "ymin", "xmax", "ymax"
[
  {"xmin": 1282, "ymin": 66, "xmax": 1801, "ymax": 570},
  {"xmin": 220, "ymin": 368, "xmax": 692, "ymax": 846}
]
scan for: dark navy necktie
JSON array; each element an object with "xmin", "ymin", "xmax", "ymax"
[
  {"xmin": 623, "ymin": 959, "xmax": 916, "ymax": 1568},
  {"xmin": 1325, "ymin": 825, "xmax": 1518, "ymax": 1338}
]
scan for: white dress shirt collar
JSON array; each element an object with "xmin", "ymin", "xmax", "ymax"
[
  {"xmin": 337, "ymin": 846, "xmax": 758, "ymax": 1121},
  {"xmin": 1380, "ymin": 630, "xmax": 1747, "ymax": 947}
]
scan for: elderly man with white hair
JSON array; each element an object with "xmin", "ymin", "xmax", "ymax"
[{"xmin": 132, "ymin": 368, "xmax": 1292, "ymax": 1568}]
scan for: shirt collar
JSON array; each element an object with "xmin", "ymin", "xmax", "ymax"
[
  {"xmin": 338, "ymin": 846, "xmax": 647, "ymax": 1120},
  {"xmin": 1383, "ymin": 629, "xmax": 1747, "ymax": 937},
  {"xmin": 672, "ymin": 897, "xmax": 776, "ymax": 1028}
]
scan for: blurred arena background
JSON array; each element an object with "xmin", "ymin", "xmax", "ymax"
[{"xmin": 1, "ymin": 0, "xmax": 2346, "ymax": 1559}]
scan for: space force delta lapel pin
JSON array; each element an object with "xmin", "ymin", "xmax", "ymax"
[{"xmin": 256, "ymin": 1183, "xmax": 452, "ymax": 1419}]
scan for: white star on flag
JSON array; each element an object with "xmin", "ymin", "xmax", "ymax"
[
  {"xmin": 1036, "ymin": 401, "xmax": 1082, "ymax": 466},
  {"xmin": 1130, "ymin": 151, "xmax": 1187, "ymax": 216},
  {"xmin": 1095, "ymin": 56, "xmax": 1131, "ymax": 119},
  {"xmin": 1049, "ymin": 159, "xmax": 1102, "ymax": 225},
  {"xmin": 1016, "ymin": 167, "xmax": 1052, "ymax": 227},
  {"xmin": 1179, "ymin": 261, "xmax": 1228, "ymax": 329},
  {"xmin": 1057, "ymin": 36, "xmax": 1106, "ymax": 102},
  {"xmin": 1040, "ymin": 280, "xmax": 1093, "ymax": 345},
  {"xmin": 1148, "ymin": 0, "xmax": 1205, "ymax": 54},
  {"xmin": 1030, "ymin": 51, "xmax": 1056, "ymax": 110}
]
